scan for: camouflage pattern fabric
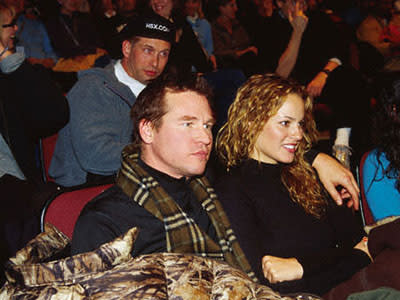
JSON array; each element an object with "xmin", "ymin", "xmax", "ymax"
[{"xmin": 0, "ymin": 224, "xmax": 322, "ymax": 300}]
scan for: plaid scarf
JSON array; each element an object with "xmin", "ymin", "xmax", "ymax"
[{"xmin": 116, "ymin": 145, "xmax": 256, "ymax": 281}]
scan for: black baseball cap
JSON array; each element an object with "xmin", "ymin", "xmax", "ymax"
[{"xmin": 119, "ymin": 12, "xmax": 176, "ymax": 44}]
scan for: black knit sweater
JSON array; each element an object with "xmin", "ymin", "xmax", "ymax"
[{"xmin": 215, "ymin": 159, "xmax": 371, "ymax": 295}]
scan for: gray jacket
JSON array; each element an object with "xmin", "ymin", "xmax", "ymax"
[{"xmin": 49, "ymin": 62, "xmax": 136, "ymax": 187}]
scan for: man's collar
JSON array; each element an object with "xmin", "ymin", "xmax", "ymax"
[
  {"xmin": 138, "ymin": 157, "xmax": 191, "ymax": 185},
  {"xmin": 114, "ymin": 60, "xmax": 146, "ymax": 97}
]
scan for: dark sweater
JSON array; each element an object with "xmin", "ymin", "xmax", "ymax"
[
  {"xmin": 215, "ymin": 159, "xmax": 371, "ymax": 295},
  {"xmin": 71, "ymin": 159, "xmax": 217, "ymax": 256}
]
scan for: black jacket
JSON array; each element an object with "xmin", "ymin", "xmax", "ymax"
[{"xmin": 0, "ymin": 61, "xmax": 69, "ymax": 186}]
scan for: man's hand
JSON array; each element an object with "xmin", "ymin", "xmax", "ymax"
[
  {"xmin": 288, "ymin": 0, "xmax": 308, "ymax": 34},
  {"xmin": 262, "ymin": 255, "xmax": 304, "ymax": 284},
  {"xmin": 307, "ymin": 72, "xmax": 327, "ymax": 97},
  {"xmin": 312, "ymin": 153, "xmax": 360, "ymax": 210}
]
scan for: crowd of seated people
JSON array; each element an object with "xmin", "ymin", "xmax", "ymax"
[{"xmin": 2, "ymin": 0, "xmax": 400, "ymax": 297}]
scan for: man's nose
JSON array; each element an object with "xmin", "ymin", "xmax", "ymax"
[
  {"xmin": 196, "ymin": 127, "xmax": 212, "ymax": 145},
  {"xmin": 150, "ymin": 54, "xmax": 159, "ymax": 68}
]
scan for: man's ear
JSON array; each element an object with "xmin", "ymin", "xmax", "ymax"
[
  {"xmin": 139, "ymin": 119, "xmax": 154, "ymax": 144},
  {"xmin": 121, "ymin": 40, "xmax": 132, "ymax": 59}
]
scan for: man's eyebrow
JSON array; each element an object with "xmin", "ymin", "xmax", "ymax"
[
  {"xmin": 180, "ymin": 115, "xmax": 197, "ymax": 121},
  {"xmin": 142, "ymin": 44, "xmax": 170, "ymax": 52},
  {"xmin": 179, "ymin": 115, "xmax": 215, "ymax": 123},
  {"xmin": 142, "ymin": 44, "xmax": 155, "ymax": 49}
]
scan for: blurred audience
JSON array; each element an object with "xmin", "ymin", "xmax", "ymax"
[
  {"xmin": 44, "ymin": 0, "xmax": 107, "ymax": 72},
  {"xmin": 210, "ymin": 0, "xmax": 261, "ymax": 76},
  {"xmin": 184, "ymin": 0, "xmax": 217, "ymax": 70},
  {"xmin": 95, "ymin": 0, "xmax": 138, "ymax": 59},
  {"xmin": 356, "ymin": 1, "xmax": 392, "ymax": 59},
  {"xmin": 12, "ymin": 0, "xmax": 58, "ymax": 68},
  {"xmin": 146, "ymin": 0, "xmax": 213, "ymax": 73}
]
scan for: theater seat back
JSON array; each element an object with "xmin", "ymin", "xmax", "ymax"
[{"xmin": 40, "ymin": 184, "xmax": 113, "ymax": 239}]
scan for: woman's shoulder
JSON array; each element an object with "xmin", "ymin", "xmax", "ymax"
[{"xmin": 214, "ymin": 160, "xmax": 279, "ymax": 198}]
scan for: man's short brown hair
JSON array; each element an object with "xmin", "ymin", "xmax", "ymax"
[{"xmin": 130, "ymin": 69, "xmax": 214, "ymax": 150}]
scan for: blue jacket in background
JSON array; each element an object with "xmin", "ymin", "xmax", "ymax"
[
  {"xmin": 49, "ymin": 62, "xmax": 136, "ymax": 187},
  {"xmin": 363, "ymin": 149, "xmax": 400, "ymax": 222}
]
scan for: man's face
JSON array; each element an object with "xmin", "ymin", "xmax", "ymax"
[
  {"xmin": 122, "ymin": 37, "xmax": 171, "ymax": 84},
  {"xmin": 0, "ymin": 9, "xmax": 18, "ymax": 51},
  {"xmin": 141, "ymin": 90, "xmax": 215, "ymax": 179}
]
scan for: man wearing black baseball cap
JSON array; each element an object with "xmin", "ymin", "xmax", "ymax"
[{"xmin": 49, "ymin": 12, "xmax": 176, "ymax": 187}]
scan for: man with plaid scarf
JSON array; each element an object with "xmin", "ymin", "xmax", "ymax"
[{"xmin": 71, "ymin": 71, "xmax": 362, "ymax": 281}]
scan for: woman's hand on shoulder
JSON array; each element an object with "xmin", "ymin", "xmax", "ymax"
[
  {"xmin": 312, "ymin": 152, "xmax": 360, "ymax": 210},
  {"xmin": 262, "ymin": 255, "xmax": 304, "ymax": 284}
]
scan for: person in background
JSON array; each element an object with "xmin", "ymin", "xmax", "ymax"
[
  {"xmin": 49, "ymin": 13, "xmax": 174, "ymax": 187},
  {"xmin": 0, "ymin": 0, "xmax": 69, "ymax": 284},
  {"xmin": 146, "ymin": 0, "xmax": 213, "ymax": 73},
  {"xmin": 94, "ymin": 0, "xmax": 138, "ymax": 59},
  {"xmin": 362, "ymin": 76, "xmax": 400, "ymax": 222},
  {"xmin": 12, "ymin": 0, "xmax": 58, "ymax": 68},
  {"xmin": 356, "ymin": 0, "xmax": 392, "ymax": 59},
  {"xmin": 211, "ymin": 0, "xmax": 261, "ymax": 76},
  {"xmin": 184, "ymin": 0, "xmax": 217, "ymax": 70},
  {"xmin": 44, "ymin": 0, "xmax": 107, "ymax": 72},
  {"xmin": 215, "ymin": 74, "xmax": 371, "ymax": 296}
]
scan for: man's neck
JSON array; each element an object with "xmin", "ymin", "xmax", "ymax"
[
  {"xmin": 114, "ymin": 60, "xmax": 146, "ymax": 97},
  {"xmin": 138, "ymin": 157, "xmax": 190, "ymax": 184}
]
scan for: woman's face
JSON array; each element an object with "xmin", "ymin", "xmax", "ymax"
[
  {"xmin": 151, "ymin": 0, "xmax": 173, "ymax": 18},
  {"xmin": 250, "ymin": 93, "xmax": 305, "ymax": 164},
  {"xmin": 184, "ymin": 0, "xmax": 200, "ymax": 17},
  {"xmin": 219, "ymin": 0, "xmax": 237, "ymax": 19},
  {"xmin": 0, "ymin": 8, "xmax": 18, "ymax": 51}
]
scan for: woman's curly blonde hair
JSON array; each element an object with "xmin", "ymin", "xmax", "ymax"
[{"xmin": 216, "ymin": 74, "xmax": 327, "ymax": 218}]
